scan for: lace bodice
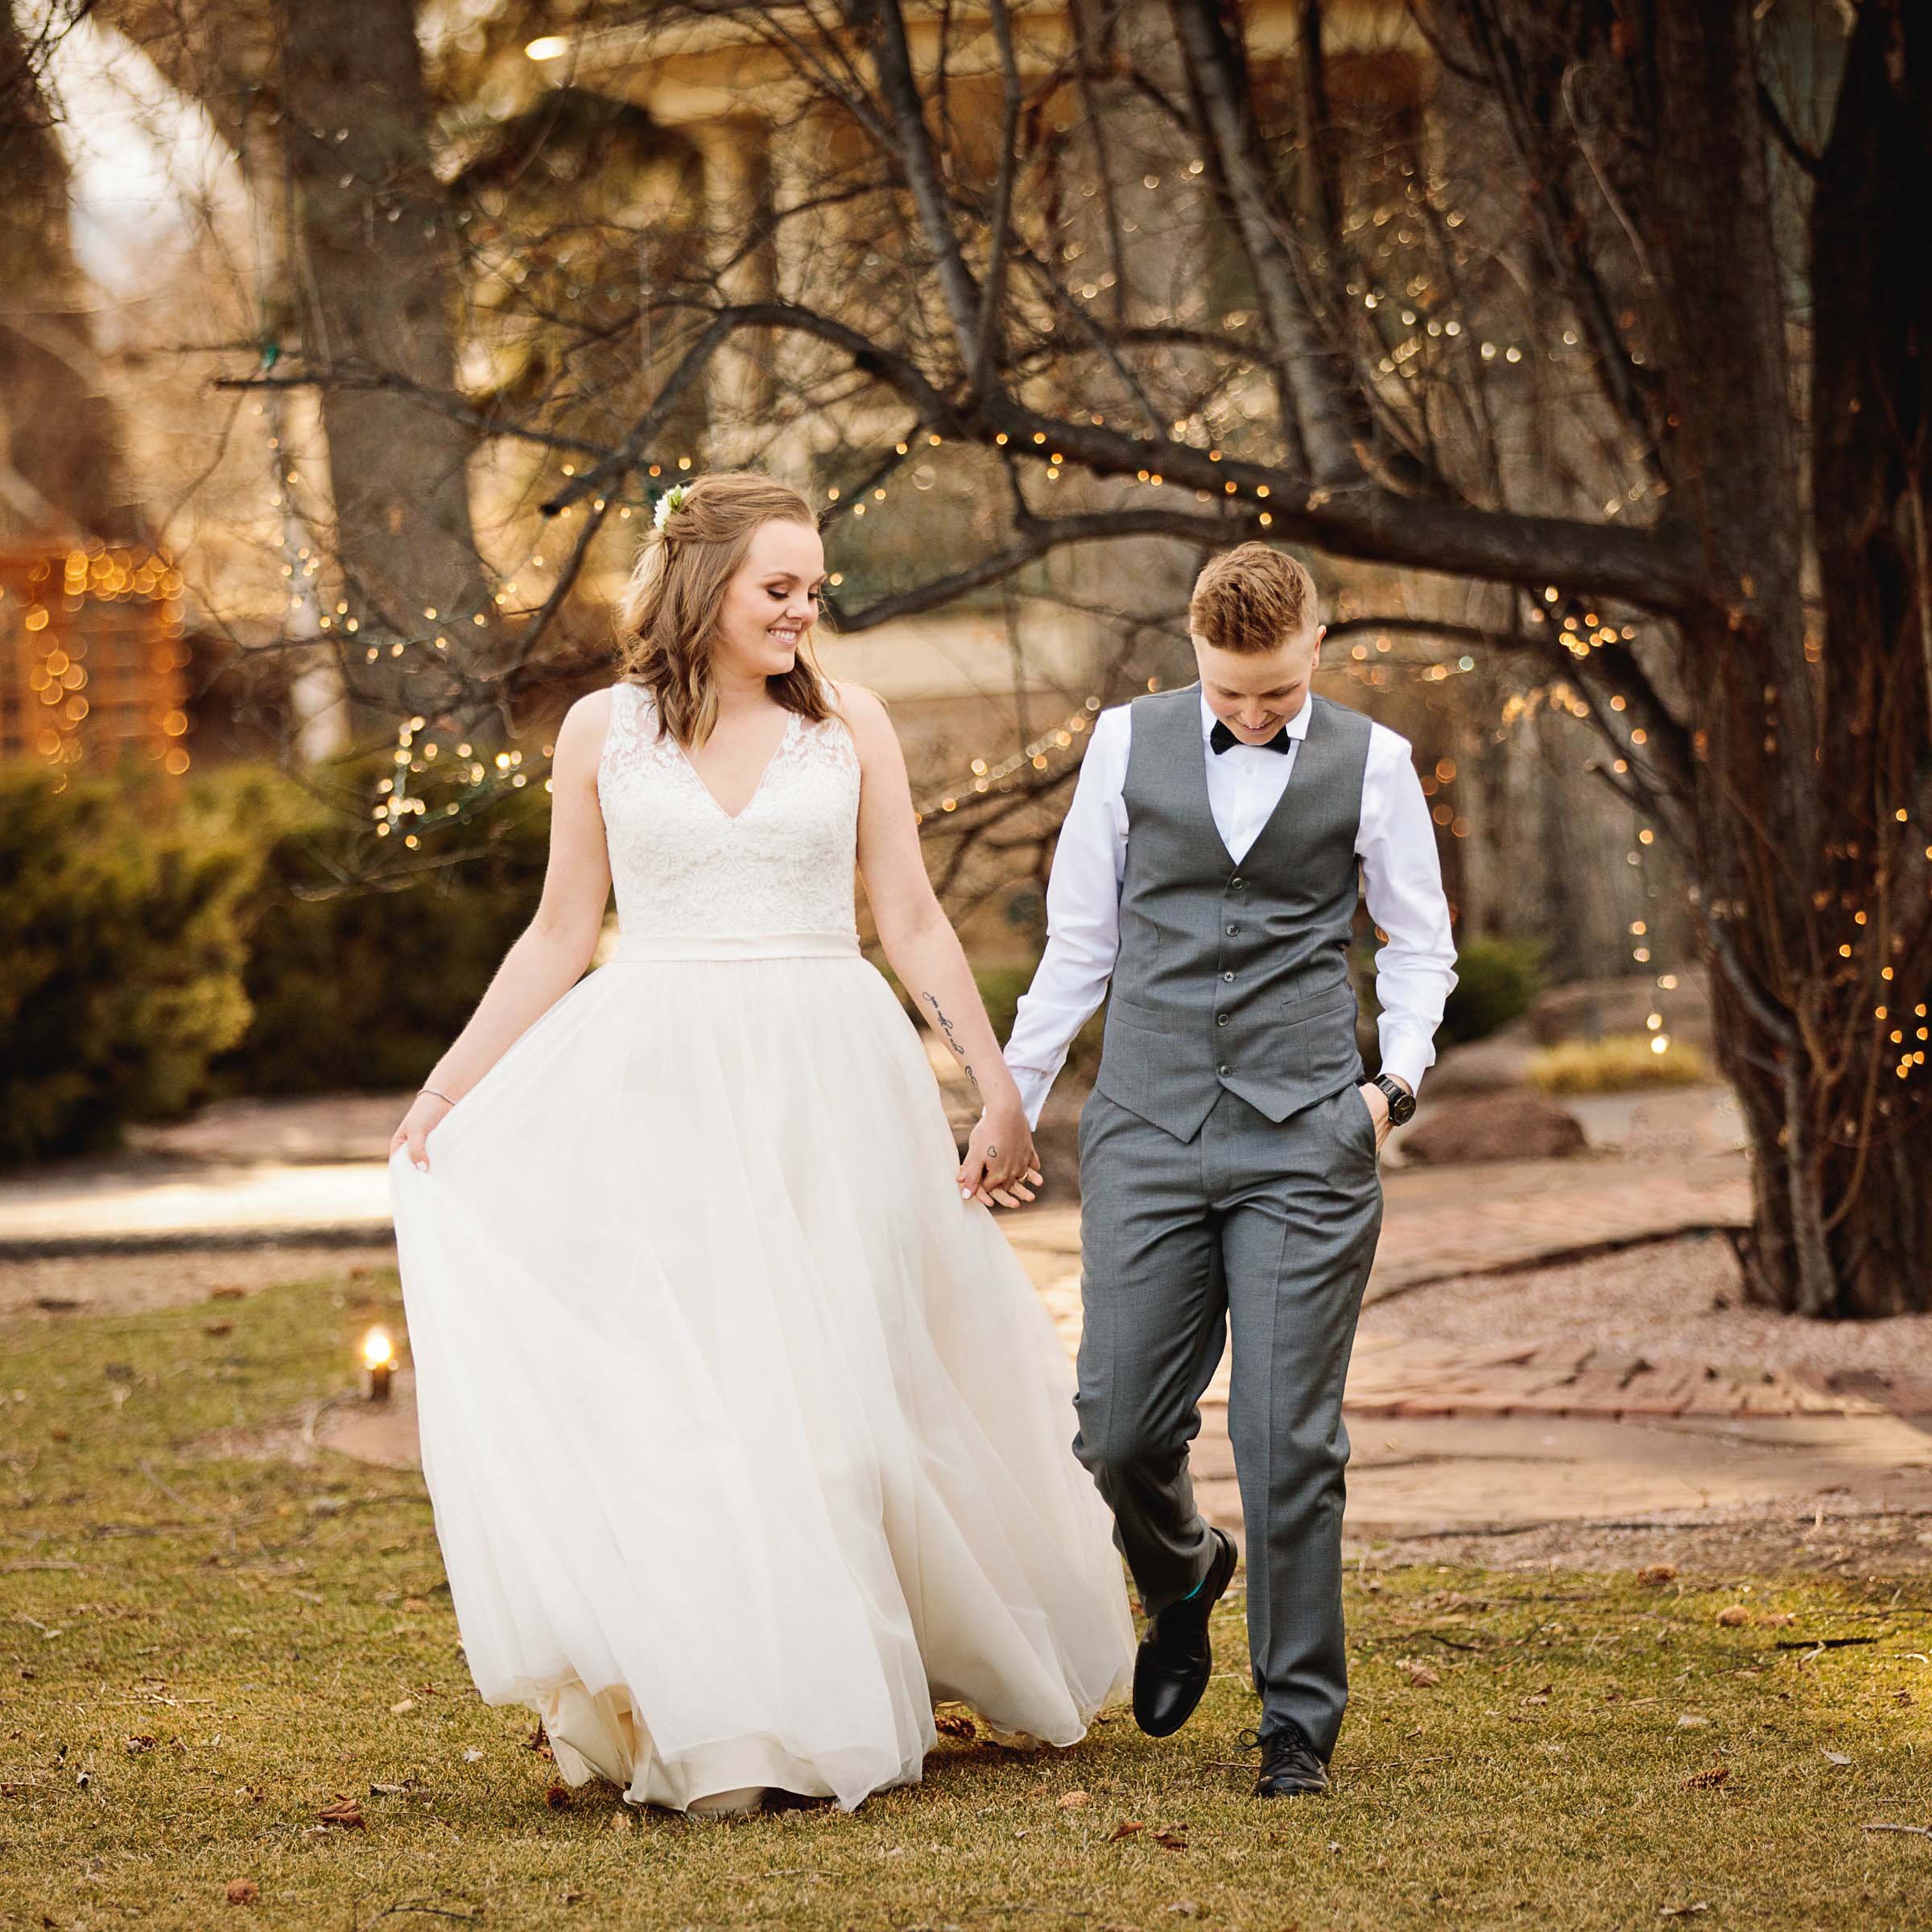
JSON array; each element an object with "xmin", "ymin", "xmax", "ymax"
[{"xmin": 596, "ymin": 680, "xmax": 862, "ymax": 939}]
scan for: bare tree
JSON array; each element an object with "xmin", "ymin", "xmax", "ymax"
[
  {"xmin": 511, "ymin": 0, "xmax": 1923, "ymax": 1315},
  {"xmin": 71, "ymin": 0, "xmax": 1926, "ymax": 1312}
]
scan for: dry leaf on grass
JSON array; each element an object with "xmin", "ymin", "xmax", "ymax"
[
  {"xmin": 1154, "ymin": 1827, "xmax": 1190, "ymax": 1852},
  {"xmin": 545, "ymin": 1778, "xmax": 572, "ymax": 1808},
  {"xmin": 1636, "ymin": 1564, "xmax": 1678, "ymax": 1587},
  {"xmin": 1715, "ymin": 1606, "xmax": 1749, "ymax": 1627},
  {"xmin": 526, "ymin": 1720, "xmax": 553, "ymax": 1760},
  {"xmin": 933, "ymin": 1708, "xmax": 977, "ymax": 1740},
  {"xmin": 1398, "ymin": 1658, "xmax": 1442, "ymax": 1688},
  {"xmin": 224, "ymin": 1878, "xmax": 258, "ymax": 1905},
  {"xmin": 124, "ymin": 1735, "xmax": 155, "ymax": 1754},
  {"xmin": 1657, "ymin": 1905, "xmax": 1709, "ymax": 1918},
  {"xmin": 1675, "ymin": 1715, "xmax": 1711, "ymax": 1729},
  {"xmin": 1823, "ymin": 1749, "xmax": 1852, "ymax": 1766},
  {"xmin": 1682, "ymin": 1766, "xmax": 1729, "ymax": 1790},
  {"xmin": 1057, "ymin": 1790, "xmax": 1090, "ymax": 1810},
  {"xmin": 315, "ymin": 1795, "xmax": 365, "ymax": 1829},
  {"xmin": 1108, "ymin": 1820, "xmax": 1145, "ymax": 1842},
  {"xmin": 389, "ymin": 1698, "xmax": 416, "ymax": 1715}
]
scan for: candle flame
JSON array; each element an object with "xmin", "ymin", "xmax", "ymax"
[{"xmin": 362, "ymin": 1326, "xmax": 395, "ymax": 1369}]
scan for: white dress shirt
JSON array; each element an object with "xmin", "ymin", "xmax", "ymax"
[{"xmin": 1003, "ymin": 687, "xmax": 1458, "ymax": 1130}]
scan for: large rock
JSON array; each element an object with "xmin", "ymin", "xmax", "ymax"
[
  {"xmin": 1422, "ymin": 1025, "xmax": 1540, "ymax": 1095},
  {"xmin": 1401, "ymin": 1089, "xmax": 1589, "ymax": 1166},
  {"xmin": 1424, "ymin": 966, "xmax": 1715, "ymax": 1097}
]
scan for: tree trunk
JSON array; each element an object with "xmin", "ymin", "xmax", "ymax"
[
  {"xmin": 1650, "ymin": 1, "xmax": 1932, "ymax": 1315},
  {"xmin": 272, "ymin": 0, "xmax": 497, "ymax": 737}
]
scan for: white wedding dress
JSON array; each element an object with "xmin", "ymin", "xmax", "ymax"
[{"xmin": 387, "ymin": 679, "xmax": 1134, "ymax": 1814}]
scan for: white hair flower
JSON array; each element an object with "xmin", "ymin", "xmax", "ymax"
[{"xmin": 652, "ymin": 484, "xmax": 690, "ymax": 532}]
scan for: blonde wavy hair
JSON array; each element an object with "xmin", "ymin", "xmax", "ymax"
[{"xmin": 613, "ymin": 471, "xmax": 834, "ymax": 746}]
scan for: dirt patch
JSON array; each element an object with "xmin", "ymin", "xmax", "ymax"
[{"xmin": 0, "ymin": 1239, "xmax": 397, "ymax": 1320}]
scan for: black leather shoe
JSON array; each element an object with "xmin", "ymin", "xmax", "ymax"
[
  {"xmin": 1243, "ymin": 1718, "xmax": 1331, "ymax": 1798},
  {"xmin": 1131, "ymin": 1528, "xmax": 1238, "ymax": 1737}
]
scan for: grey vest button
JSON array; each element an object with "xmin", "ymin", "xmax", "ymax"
[
  {"xmin": 1230, "ymin": 876, "xmax": 1246, "ymax": 889},
  {"xmin": 1217, "ymin": 1063, "xmax": 1230, "ymax": 1076},
  {"xmin": 1216, "ymin": 1013, "xmax": 1229, "ymax": 1026},
  {"xmin": 1225, "ymin": 923, "xmax": 1240, "ymax": 935},
  {"xmin": 1222, "ymin": 970, "xmax": 1234, "ymax": 981}
]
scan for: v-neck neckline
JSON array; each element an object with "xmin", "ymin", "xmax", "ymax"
[
  {"xmin": 667, "ymin": 699, "xmax": 799, "ymax": 824},
  {"xmin": 1191, "ymin": 687, "xmax": 1315, "ymax": 871}
]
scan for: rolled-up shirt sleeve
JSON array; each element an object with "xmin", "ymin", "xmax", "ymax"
[
  {"xmin": 1001, "ymin": 705, "xmax": 1131, "ymax": 1130},
  {"xmin": 1358, "ymin": 722, "xmax": 1458, "ymax": 1094}
]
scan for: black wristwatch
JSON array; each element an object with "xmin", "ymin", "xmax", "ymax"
[{"xmin": 1371, "ymin": 1074, "xmax": 1417, "ymax": 1127}]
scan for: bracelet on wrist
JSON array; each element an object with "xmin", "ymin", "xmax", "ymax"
[{"xmin": 419, "ymin": 1086, "xmax": 456, "ymax": 1106}]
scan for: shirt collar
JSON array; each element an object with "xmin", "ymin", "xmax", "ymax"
[{"xmin": 1195, "ymin": 685, "xmax": 1314, "ymax": 745}]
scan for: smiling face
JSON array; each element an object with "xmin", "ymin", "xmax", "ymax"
[
  {"xmin": 1192, "ymin": 618, "xmax": 1324, "ymax": 741},
  {"xmin": 712, "ymin": 517, "xmax": 826, "ymax": 681}
]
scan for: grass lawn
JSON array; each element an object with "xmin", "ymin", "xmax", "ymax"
[{"xmin": 2, "ymin": 1265, "xmax": 1928, "ymax": 1930}]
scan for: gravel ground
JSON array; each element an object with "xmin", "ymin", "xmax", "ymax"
[{"xmin": 1360, "ymin": 1230, "xmax": 1932, "ymax": 1377}]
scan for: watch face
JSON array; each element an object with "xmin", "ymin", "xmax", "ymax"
[{"xmin": 1379, "ymin": 1080, "xmax": 1417, "ymax": 1125}]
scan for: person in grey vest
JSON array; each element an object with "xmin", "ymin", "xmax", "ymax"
[{"xmin": 964, "ymin": 543, "xmax": 1456, "ymax": 1798}]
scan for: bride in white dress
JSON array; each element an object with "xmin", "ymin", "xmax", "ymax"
[{"xmin": 386, "ymin": 472, "xmax": 1134, "ymax": 1817}]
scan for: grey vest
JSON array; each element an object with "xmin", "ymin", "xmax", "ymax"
[{"xmin": 1093, "ymin": 687, "xmax": 1373, "ymax": 1141}]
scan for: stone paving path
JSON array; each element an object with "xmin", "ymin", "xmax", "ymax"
[
  {"xmin": 15, "ymin": 1083, "xmax": 1928, "ymax": 1549},
  {"xmin": 1001, "ymin": 1143, "xmax": 1752, "ymax": 1413}
]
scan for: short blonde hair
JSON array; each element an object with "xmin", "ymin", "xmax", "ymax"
[
  {"xmin": 1189, "ymin": 543, "xmax": 1321, "ymax": 655},
  {"xmin": 614, "ymin": 471, "xmax": 833, "ymax": 746}
]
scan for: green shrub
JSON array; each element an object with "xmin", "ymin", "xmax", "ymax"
[
  {"xmin": 0, "ymin": 763, "xmax": 259, "ymax": 1166},
  {"xmin": 202, "ymin": 758, "xmax": 551, "ymax": 1096},
  {"xmin": 1439, "ymin": 936, "xmax": 1545, "ymax": 1046}
]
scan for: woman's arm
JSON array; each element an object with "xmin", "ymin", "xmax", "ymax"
[
  {"xmin": 390, "ymin": 688, "xmax": 617, "ymax": 1169},
  {"xmin": 836, "ymin": 681, "xmax": 1042, "ymax": 1210}
]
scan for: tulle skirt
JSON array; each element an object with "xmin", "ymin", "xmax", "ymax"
[{"xmin": 386, "ymin": 931, "xmax": 1134, "ymax": 1814}]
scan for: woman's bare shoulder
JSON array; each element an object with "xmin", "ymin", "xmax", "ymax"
[
  {"xmin": 822, "ymin": 677, "xmax": 890, "ymax": 733},
  {"xmin": 551, "ymin": 683, "xmax": 625, "ymax": 778}
]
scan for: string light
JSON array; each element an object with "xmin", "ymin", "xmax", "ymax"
[{"xmin": 911, "ymin": 696, "xmax": 1104, "ymax": 823}]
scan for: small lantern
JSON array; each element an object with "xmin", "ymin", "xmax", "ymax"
[{"xmin": 362, "ymin": 1326, "xmax": 395, "ymax": 1403}]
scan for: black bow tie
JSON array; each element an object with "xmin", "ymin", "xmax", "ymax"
[{"xmin": 1210, "ymin": 720, "xmax": 1291, "ymax": 756}]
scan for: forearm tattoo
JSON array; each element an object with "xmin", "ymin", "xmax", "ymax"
[{"xmin": 920, "ymin": 990, "xmax": 979, "ymax": 1094}]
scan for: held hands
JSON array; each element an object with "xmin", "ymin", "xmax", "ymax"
[
  {"xmin": 390, "ymin": 1091, "xmax": 454, "ymax": 1172},
  {"xmin": 957, "ymin": 1092, "xmax": 1044, "ymax": 1210}
]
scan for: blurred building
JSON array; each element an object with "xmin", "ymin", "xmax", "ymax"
[{"xmin": 0, "ymin": 543, "xmax": 192, "ymax": 773}]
